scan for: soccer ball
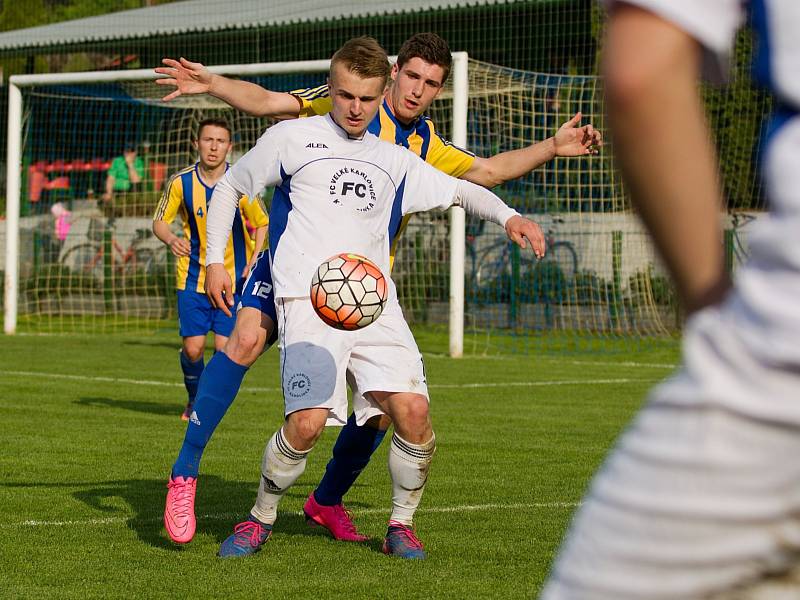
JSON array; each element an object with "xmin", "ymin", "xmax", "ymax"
[{"xmin": 310, "ymin": 253, "xmax": 388, "ymax": 330}]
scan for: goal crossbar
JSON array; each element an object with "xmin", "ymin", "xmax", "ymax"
[{"xmin": 3, "ymin": 53, "xmax": 469, "ymax": 356}]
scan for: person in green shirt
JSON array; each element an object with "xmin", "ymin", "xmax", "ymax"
[{"xmin": 103, "ymin": 143, "xmax": 144, "ymax": 202}]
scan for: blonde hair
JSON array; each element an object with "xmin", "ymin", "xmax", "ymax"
[{"xmin": 330, "ymin": 36, "xmax": 391, "ymax": 85}]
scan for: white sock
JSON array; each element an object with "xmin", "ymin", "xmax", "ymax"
[
  {"xmin": 388, "ymin": 432, "xmax": 436, "ymax": 526},
  {"xmin": 251, "ymin": 427, "xmax": 310, "ymax": 525}
]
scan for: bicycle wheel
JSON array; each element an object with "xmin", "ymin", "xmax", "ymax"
[
  {"xmin": 61, "ymin": 243, "xmax": 102, "ymax": 279},
  {"xmin": 130, "ymin": 248, "xmax": 156, "ymax": 276},
  {"xmin": 475, "ymin": 244, "xmax": 508, "ymax": 290},
  {"xmin": 543, "ymin": 241, "xmax": 578, "ymax": 283}
]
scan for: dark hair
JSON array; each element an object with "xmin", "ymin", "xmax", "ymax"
[
  {"xmin": 396, "ymin": 33, "xmax": 452, "ymax": 83},
  {"xmin": 196, "ymin": 118, "xmax": 232, "ymax": 140},
  {"xmin": 331, "ymin": 36, "xmax": 391, "ymax": 85}
]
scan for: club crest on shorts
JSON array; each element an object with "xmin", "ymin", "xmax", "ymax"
[{"xmin": 286, "ymin": 373, "xmax": 311, "ymax": 397}]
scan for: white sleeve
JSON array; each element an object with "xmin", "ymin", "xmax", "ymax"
[
  {"xmin": 452, "ymin": 179, "xmax": 520, "ymax": 228},
  {"xmin": 398, "ymin": 150, "xmax": 518, "ymax": 227},
  {"xmin": 399, "ymin": 151, "xmax": 460, "ymax": 215},
  {"xmin": 226, "ymin": 124, "xmax": 285, "ymax": 199},
  {"xmin": 206, "ymin": 124, "xmax": 286, "ymax": 265},
  {"xmin": 603, "ymin": 0, "xmax": 744, "ymax": 82},
  {"xmin": 205, "ymin": 174, "xmax": 242, "ymax": 265}
]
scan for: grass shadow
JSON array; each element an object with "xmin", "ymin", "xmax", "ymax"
[
  {"xmin": 71, "ymin": 475, "xmax": 257, "ymax": 550},
  {"xmin": 121, "ymin": 339, "xmax": 181, "ymax": 350},
  {"xmin": 68, "ymin": 477, "xmax": 382, "ymax": 551},
  {"xmin": 75, "ymin": 396, "xmax": 182, "ymax": 417}
]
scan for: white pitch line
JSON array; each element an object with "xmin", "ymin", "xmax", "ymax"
[
  {"xmin": 0, "ymin": 369, "xmax": 658, "ymax": 392},
  {"xmin": 0, "ymin": 369, "xmax": 187, "ymax": 388},
  {"xmin": 6, "ymin": 501, "xmax": 580, "ymax": 529},
  {"xmin": 12, "ymin": 332, "xmax": 679, "ymax": 370},
  {"xmin": 432, "ymin": 378, "xmax": 658, "ymax": 388},
  {"xmin": 422, "ymin": 353, "xmax": 678, "ymax": 370},
  {"xmin": 566, "ymin": 359, "xmax": 678, "ymax": 369}
]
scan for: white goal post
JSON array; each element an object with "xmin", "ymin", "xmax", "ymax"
[{"xmin": 3, "ymin": 53, "xmax": 469, "ymax": 356}]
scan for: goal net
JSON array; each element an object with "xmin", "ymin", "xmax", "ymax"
[{"xmin": 4, "ymin": 57, "xmax": 674, "ymax": 352}]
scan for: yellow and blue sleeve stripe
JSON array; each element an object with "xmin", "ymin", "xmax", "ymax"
[
  {"xmin": 290, "ymin": 85, "xmax": 332, "ymax": 118},
  {"xmin": 424, "ymin": 120, "xmax": 475, "ymax": 177}
]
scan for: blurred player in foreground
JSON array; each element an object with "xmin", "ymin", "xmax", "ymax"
[
  {"xmin": 158, "ymin": 33, "xmax": 602, "ymax": 545},
  {"xmin": 541, "ymin": 1, "xmax": 800, "ymax": 598}
]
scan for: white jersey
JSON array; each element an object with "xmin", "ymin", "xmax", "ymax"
[{"xmin": 222, "ymin": 114, "xmax": 460, "ymax": 299}]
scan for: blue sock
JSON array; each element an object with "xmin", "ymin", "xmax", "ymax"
[
  {"xmin": 313, "ymin": 413, "xmax": 387, "ymax": 506},
  {"xmin": 179, "ymin": 350, "xmax": 204, "ymax": 405},
  {"xmin": 172, "ymin": 352, "xmax": 248, "ymax": 478}
]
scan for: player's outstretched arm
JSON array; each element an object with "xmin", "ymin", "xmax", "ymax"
[
  {"xmin": 604, "ymin": 4, "xmax": 729, "ymax": 313},
  {"xmin": 155, "ymin": 57, "xmax": 302, "ymax": 120},
  {"xmin": 461, "ymin": 112, "xmax": 602, "ymax": 188},
  {"xmin": 505, "ymin": 215, "xmax": 545, "ymax": 256},
  {"xmin": 453, "ymin": 179, "xmax": 545, "ymax": 258}
]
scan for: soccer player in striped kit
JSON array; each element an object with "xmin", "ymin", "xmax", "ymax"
[
  {"xmin": 202, "ymin": 36, "xmax": 544, "ymax": 558},
  {"xmin": 158, "ymin": 34, "xmax": 601, "ymax": 546},
  {"xmin": 152, "ymin": 119, "xmax": 267, "ymax": 421}
]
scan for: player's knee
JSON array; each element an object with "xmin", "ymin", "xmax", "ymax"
[
  {"xmin": 225, "ymin": 327, "xmax": 265, "ymax": 366},
  {"xmin": 397, "ymin": 395, "xmax": 431, "ymax": 437},
  {"xmin": 286, "ymin": 412, "xmax": 325, "ymax": 450},
  {"xmin": 408, "ymin": 397, "xmax": 430, "ymax": 422},
  {"xmin": 181, "ymin": 340, "xmax": 205, "ymax": 362}
]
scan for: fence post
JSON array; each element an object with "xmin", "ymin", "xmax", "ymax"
[
  {"xmin": 103, "ymin": 228, "xmax": 113, "ymax": 311},
  {"xmin": 32, "ymin": 230, "xmax": 41, "ymax": 273},
  {"xmin": 724, "ymin": 228, "xmax": 734, "ymax": 275},
  {"xmin": 509, "ymin": 241, "xmax": 520, "ymax": 327},
  {"xmin": 610, "ymin": 230, "xmax": 623, "ymax": 329}
]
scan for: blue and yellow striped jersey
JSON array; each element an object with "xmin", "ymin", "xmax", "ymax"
[
  {"xmin": 292, "ymin": 86, "xmax": 476, "ymax": 177},
  {"xmin": 153, "ymin": 162, "xmax": 269, "ymax": 293},
  {"xmin": 291, "ymin": 86, "xmax": 475, "ymax": 266}
]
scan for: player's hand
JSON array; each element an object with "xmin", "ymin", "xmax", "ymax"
[
  {"xmin": 205, "ymin": 263, "xmax": 234, "ymax": 317},
  {"xmin": 155, "ymin": 57, "xmax": 213, "ymax": 101},
  {"xmin": 242, "ymin": 258, "xmax": 257, "ymax": 280},
  {"xmin": 505, "ymin": 215, "xmax": 545, "ymax": 258},
  {"xmin": 167, "ymin": 237, "xmax": 191, "ymax": 257},
  {"xmin": 553, "ymin": 112, "xmax": 603, "ymax": 156}
]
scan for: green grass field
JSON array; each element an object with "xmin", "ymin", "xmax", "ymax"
[{"xmin": 0, "ymin": 329, "xmax": 680, "ymax": 599}]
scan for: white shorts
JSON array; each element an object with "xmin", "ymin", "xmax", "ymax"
[
  {"xmin": 276, "ymin": 295, "xmax": 428, "ymax": 426},
  {"xmin": 540, "ymin": 378, "xmax": 800, "ymax": 600}
]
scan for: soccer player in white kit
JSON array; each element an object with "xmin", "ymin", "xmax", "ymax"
[
  {"xmin": 202, "ymin": 37, "xmax": 545, "ymax": 559},
  {"xmin": 541, "ymin": 1, "xmax": 800, "ymax": 598}
]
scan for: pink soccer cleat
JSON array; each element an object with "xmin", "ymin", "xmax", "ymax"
[
  {"xmin": 164, "ymin": 475, "xmax": 197, "ymax": 543},
  {"xmin": 303, "ymin": 492, "xmax": 368, "ymax": 542}
]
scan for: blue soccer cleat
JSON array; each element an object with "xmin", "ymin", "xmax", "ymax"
[
  {"xmin": 218, "ymin": 518, "xmax": 272, "ymax": 558},
  {"xmin": 382, "ymin": 520, "xmax": 426, "ymax": 559}
]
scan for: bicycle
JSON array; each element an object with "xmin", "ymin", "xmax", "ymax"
[
  {"xmin": 61, "ymin": 217, "xmax": 161, "ymax": 279},
  {"xmin": 467, "ymin": 215, "xmax": 578, "ymax": 302}
]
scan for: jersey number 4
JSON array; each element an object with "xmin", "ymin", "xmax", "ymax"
[{"xmin": 196, "ymin": 207, "xmax": 204, "ymax": 217}]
